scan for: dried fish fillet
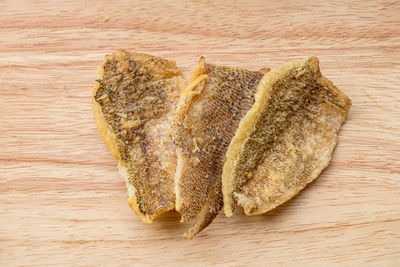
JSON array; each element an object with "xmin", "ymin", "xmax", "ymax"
[
  {"xmin": 222, "ymin": 57, "xmax": 351, "ymax": 216},
  {"xmin": 172, "ymin": 57, "xmax": 264, "ymax": 238},
  {"xmin": 93, "ymin": 50, "xmax": 185, "ymax": 223}
]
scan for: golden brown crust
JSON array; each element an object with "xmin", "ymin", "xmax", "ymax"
[
  {"xmin": 171, "ymin": 57, "xmax": 264, "ymax": 238},
  {"xmin": 93, "ymin": 50, "xmax": 185, "ymax": 223},
  {"xmin": 93, "ymin": 75, "xmax": 120, "ymax": 161},
  {"xmin": 222, "ymin": 57, "xmax": 351, "ymax": 216},
  {"xmin": 94, "ymin": 52, "xmax": 352, "ymax": 238}
]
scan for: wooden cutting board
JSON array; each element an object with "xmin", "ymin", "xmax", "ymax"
[{"xmin": 1, "ymin": 0, "xmax": 399, "ymax": 265}]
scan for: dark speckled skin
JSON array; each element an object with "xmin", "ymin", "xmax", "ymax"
[
  {"xmin": 94, "ymin": 50, "xmax": 184, "ymax": 222},
  {"xmin": 223, "ymin": 57, "xmax": 351, "ymax": 216},
  {"xmin": 172, "ymin": 58, "xmax": 264, "ymax": 238}
]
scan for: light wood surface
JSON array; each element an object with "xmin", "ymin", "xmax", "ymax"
[{"xmin": 1, "ymin": 0, "xmax": 399, "ymax": 265}]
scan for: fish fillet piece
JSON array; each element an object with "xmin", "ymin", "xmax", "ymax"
[
  {"xmin": 222, "ymin": 57, "xmax": 351, "ymax": 217},
  {"xmin": 93, "ymin": 50, "xmax": 185, "ymax": 223},
  {"xmin": 171, "ymin": 57, "xmax": 265, "ymax": 238}
]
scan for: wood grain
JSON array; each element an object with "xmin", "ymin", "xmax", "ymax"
[{"xmin": 1, "ymin": 0, "xmax": 399, "ymax": 265}]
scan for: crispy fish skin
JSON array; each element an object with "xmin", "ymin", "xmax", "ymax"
[
  {"xmin": 172, "ymin": 57, "xmax": 264, "ymax": 238},
  {"xmin": 222, "ymin": 57, "xmax": 351, "ymax": 216},
  {"xmin": 93, "ymin": 50, "xmax": 185, "ymax": 223}
]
